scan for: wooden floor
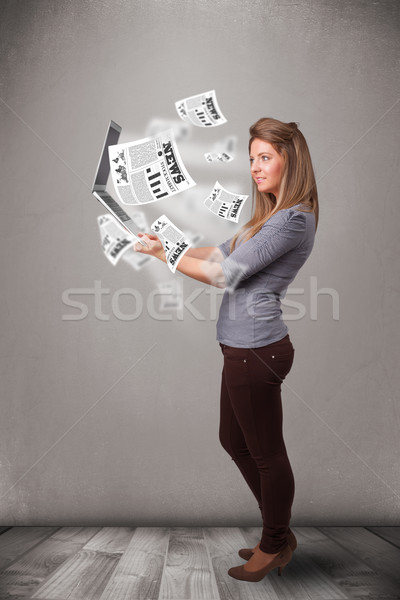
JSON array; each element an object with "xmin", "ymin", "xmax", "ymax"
[{"xmin": 0, "ymin": 526, "xmax": 399, "ymax": 599}]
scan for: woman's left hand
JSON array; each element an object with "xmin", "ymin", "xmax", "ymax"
[{"xmin": 133, "ymin": 233, "xmax": 165, "ymax": 260}]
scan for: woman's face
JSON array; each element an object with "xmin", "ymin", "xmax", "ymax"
[{"xmin": 249, "ymin": 138, "xmax": 284, "ymax": 198}]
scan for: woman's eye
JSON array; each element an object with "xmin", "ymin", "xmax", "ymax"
[{"xmin": 262, "ymin": 155, "xmax": 269, "ymax": 161}]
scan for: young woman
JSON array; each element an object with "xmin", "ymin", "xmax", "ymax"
[{"xmin": 134, "ymin": 117, "xmax": 319, "ymax": 582}]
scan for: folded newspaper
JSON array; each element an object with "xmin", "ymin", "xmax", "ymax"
[
  {"xmin": 204, "ymin": 182, "xmax": 248, "ymax": 223},
  {"xmin": 98, "ymin": 214, "xmax": 135, "ymax": 266},
  {"xmin": 150, "ymin": 215, "xmax": 191, "ymax": 273},
  {"xmin": 175, "ymin": 90, "xmax": 227, "ymax": 127},
  {"xmin": 108, "ymin": 129, "xmax": 195, "ymax": 205},
  {"xmin": 98, "ymin": 213, "xmax": 153, "ymax": 269}
]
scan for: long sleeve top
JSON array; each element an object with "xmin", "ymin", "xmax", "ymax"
[{"xmin": 216, "ymin": 203, "xmax": 316, "ymax": 348}]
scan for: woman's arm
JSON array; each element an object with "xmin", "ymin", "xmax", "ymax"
[
  {"xmin": 175, "ymin": 253, "xmax": 226, "ymax": 287},
  {"xmin": 133, "ymin": 234, "xmax": 226, "ymax": 288},
  {"xmin": 185, "ymin": 246, "xmax": 224, "ymax": 261}
]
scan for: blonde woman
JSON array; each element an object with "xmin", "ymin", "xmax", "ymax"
[{"xmin": 135, "ymin": 117, "xmax": 318, "ymax": 582}]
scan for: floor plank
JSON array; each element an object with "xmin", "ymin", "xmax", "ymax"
[
  {"xmin": 0, "ymin": 527, "xmax": 109, "ymax": 600},
  {"xmin": 298, "ymin": 527, "xmax": 400, "ymax": 600},
  {"xmin": 50, "ymin": 528, "xmax": 101, "ymax": 544},
  {"xmin": 158, "ymin": 527, "xmax": 220, "ymax": 600},
  {"xmin": 98, "ymin": 527, "xmax": 169, "ymax": 600},
  {"xmin": 0, "ymin": 538, "xmax": 83, "ymax": 599},
  {"xmin": 0, "ymin": 528, "xmax": 58, "ymax": 572},
  {"xmin": 31, "ymin": 547, "xmax": 120, "ymax": 599},
  {"xmin": 83, "ymin": 527, "xmax": 135, "ymax": 555},
  {"xmin": 367, "ymin": 526, "xmax": 400, "ymax": 549},
  {"xmin": 319, "ymin": 527, "xmax": 400, "ymax": 588},
  {"xmin": 0, "ymin": 530, "xmax": 11, "ymax": 537}
]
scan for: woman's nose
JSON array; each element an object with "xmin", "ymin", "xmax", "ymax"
[{"xmin": 251, "ymin": 160, "xmax": 259, "ymax": 173}]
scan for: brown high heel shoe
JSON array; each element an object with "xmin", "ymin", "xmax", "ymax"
[
  {"xmin": 238, "ymin": 528, "xmax": 297, "ymax": 560},
  {"xmin": 228, "ymin": 544, "xmax": 292, "ymax": 582}
]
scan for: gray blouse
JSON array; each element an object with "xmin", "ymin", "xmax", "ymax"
[{"xmin": 217, "ymin": 203, "xmax": 316, "ymax": 348}]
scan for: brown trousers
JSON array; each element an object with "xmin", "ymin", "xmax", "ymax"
[{"xmin": 219, "ymin": 334, "xmax": 295, "ymax": 553}]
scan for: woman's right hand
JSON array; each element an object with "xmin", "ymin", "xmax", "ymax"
[{"xmin": 133, "ymin": 232, "xmax": 165, "ymax": 260}]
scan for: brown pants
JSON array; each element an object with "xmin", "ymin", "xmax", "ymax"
[{"xmin": 219, "ymin": 334, "xmax": 295, "ymax": 554}]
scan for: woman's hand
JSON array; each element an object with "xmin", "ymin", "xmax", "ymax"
[
  {"xmin": 133, "ymin": 233, "xmax": 165, "ymax": 261},
  {"xmin": 133, "ymin": 234, "xmax": 226, "ymax": 287}
]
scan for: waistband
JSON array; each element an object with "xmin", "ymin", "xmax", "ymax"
[{"xmin": 219, "ymin": 333, "xmax": 291, "ymax": 351}]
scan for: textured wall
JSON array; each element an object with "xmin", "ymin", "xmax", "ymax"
[{"xmin": 0, "ymin": 0, "xmax": 399, "ymax": 525}]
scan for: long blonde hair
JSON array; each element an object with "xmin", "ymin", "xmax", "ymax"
[{"xmin": 230, "ymin": 117, "xmax": 319, "ymax": 252}]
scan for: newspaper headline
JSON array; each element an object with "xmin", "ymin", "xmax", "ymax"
[
  {"xmin": 175, "ymin": 90, "xmax": 227, "ymax": 127},
  {"xmin": 204, "ymin": 182, "xmax": 248, "ymax": 223},
  {"xmin": 151, "ymin": 215, "xmax": 192, "ymax": 273},
  {"xmin": 108, "ymin": 129, "xmax": 195, "ymax": 206}
]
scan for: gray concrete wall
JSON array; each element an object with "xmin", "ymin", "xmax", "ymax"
[{"xmin": 0, "ymin": 0, "xmax": 399, "ymax": 525}]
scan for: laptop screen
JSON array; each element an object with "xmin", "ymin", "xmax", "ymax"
[{"xmin": 92, "ymin": 120, "xmax": 121, "ymax": 190}]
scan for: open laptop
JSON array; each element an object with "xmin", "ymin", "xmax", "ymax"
[{"xmin": 92, "ymin": 120, "xmax": 147, "ymax": 246}]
